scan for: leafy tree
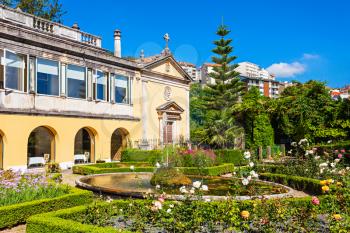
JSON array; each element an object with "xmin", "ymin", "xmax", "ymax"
[
  {"xmin": 3, "ymin": 0, "xmax": 65, "ymax": 22},
  {"xmin": 236, "ymin": 87, "xmax": 274, "ymax": 148},
  {"xmin": 271, "ymin": 81, "xmax": 349, "ymax": 144}
]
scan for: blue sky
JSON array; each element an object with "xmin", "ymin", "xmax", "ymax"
[{"xmin": 61, "ymin": 0, "xmax": 350, "ymax": 87}]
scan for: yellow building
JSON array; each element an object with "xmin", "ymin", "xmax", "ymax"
[{"xmin": 0, "ymin": 6, "xmax": 191, "ymax": 171}]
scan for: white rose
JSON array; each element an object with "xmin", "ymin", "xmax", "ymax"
[
  {"xmin": 244, "ymin": 151, "xmax": 251, "ymax": 159},
  {"xmin": 179, "ymin": 186, "xmax": 188, "ymax": 193},
  {"xmin": 249, "ymin": 162, "xmax": 254, "ymax": 167},
  {"xmin": 156, "ymin": 185, "xmax": 160, "ymax": 189},
  {"xmin": 334, "ymin": 159, "xmax": 340, "ymax": 163},
  {"xmin": 189, "ymin": 188, "xmax": 195, "ymax": 194},
  {"xmin": 193, "ymin": 181, "xmax": 202, "ymax": 189},
  {"xmin": 346, "ymin": 167, "xmax": 350, "ymax": 171},
  {"xmin": 247, "ymin": 175, "xmax": 252, "ymax": 181},
  {"xmin": 242, "ymin": 178, "xmax": 249, "ymax": 186},
  {"xmin": 166, "ymin": 208, "xmax": 171, "ymax": 213},
  {"xmin": 155, "ymin": 162, "xmax": 160, "ymax": 168},
  {"xmin": 130, "ymin": 165, "xmax": 135, "ymax": 171},
  {"xmin": 330, "ymin": 163, "xmax": 335, "ymax": 168},
  {"xmin": 314, "ymin": 156, "xmax": 320, "ymax": 160},
  {"xmin": 200, "ymin": 185, "xmax": 209, "ymax": 191}
]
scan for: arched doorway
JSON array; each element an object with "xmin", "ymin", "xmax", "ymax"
[
  {"xmin": 74, "ymin": 128, "xmax": 95, "ymax": 164},
  {"xmin": 111, "ymin": 128, "xmax": 129, "ymax": 161},
  {"xmin": 0, "ymin": 131, "xmax": 3, "ymax": 169},
  {"xmin": 27, "ymin": 126, "xmax": 55, "ymax": 168}
]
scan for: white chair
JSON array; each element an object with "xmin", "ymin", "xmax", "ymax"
[
  {"xmin": 74, "ymin": 154, "xmax": 87, "ymax": 164},
  {"xmin": 28, "ymin": 157, "xmax": 45, "ymax": 167}
]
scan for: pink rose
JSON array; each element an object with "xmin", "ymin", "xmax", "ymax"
[
  {"xmin": 334, "ymin": 150, "xmax": 339, "ymax": 153},
  {"xmin": 340, "ymin": 149, "xmax": 345, "ymax": 153},
  {"xmin": 338, "ymin": 154, "xmax": 343, "ymax": 159},
  {"xmin": 311, "ymin": 196, "xmax": 320, "ymax": 205}
]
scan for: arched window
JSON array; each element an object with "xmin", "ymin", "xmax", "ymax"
[
  {"xmin": 27, "ymin": 126, "xmax": 55, "ymax": 168},
  {"xmin": 111, "ymin": 128, "xmax": 129, "ymax": 161},
  {"xmin": 74, "ymin": 128, "xmax": 95, "ymax": 164}
]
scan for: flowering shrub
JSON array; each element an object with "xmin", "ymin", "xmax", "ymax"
[
  {"xmin": 0, "ymin": 170, "xmax": 69, "ymax": 207},
  {"xmin": 172, "ymin": 148, "xmax": 217, "ymax": 167}
]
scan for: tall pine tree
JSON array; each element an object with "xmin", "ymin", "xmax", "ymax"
[
  {"xmin": 204, "ymin": 25, "xmax": 244, "ymax": 111},
  {"xmin": 200, "ymin": 25, "xmax": 245, "ymax": 148}
]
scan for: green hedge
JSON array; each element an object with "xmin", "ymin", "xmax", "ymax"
[
  {"xmin": 259, "ymin": 173, "xmax": 324, "ymax": 195},
  {"xmin": 214, "ymin": 149, "xmax": 246, "ymax": 165},
  {"xmin": 27, "ymin": 206, "xmax": 128, "ymax": 233},
  {"xmin": 178, "ymin": 163, "xmax": 236, "ymax": 176},
  {"xmin": 121, "ymin": 149, "xmax": 162, "ymax": 163},
  {"xmin": 73, "ymin": 162, "xmax": 155, "ymax": 175},
  {"xmin": 0, "ymin": 187, "xmax": 93, "ymax": 229},
  {"xmin": 73, "ymin": 162, "xmax": 236, "ymax": 176}
]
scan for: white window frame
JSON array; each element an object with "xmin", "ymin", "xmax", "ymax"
[
  {"xmin": 3, "ymin": 49, "xmax": 26, "ymax": 92},
  {"xmin": 65, "ymin": 64, "xmax": 87, "ymax": 100},
  {"xmin": 114, "ymin": 73, "xmax": 130, "ymax": 105},
  {"xmin": 95, "ymin": 70, "xmax": 108, "ymax": 102},
  {"xmin": 35, "ymin": 57, "xmax": 61, "ymax": 97}
]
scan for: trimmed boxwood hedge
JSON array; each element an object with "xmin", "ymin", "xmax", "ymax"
[
  {"xmin": 73, "ymin": 162, "xmax": 236, "ymax": 176},
  {"xmin": 73, "ymin": 162, "xmax": 155, "ymax": 175},
  {"xmin": 178, "ymin": 163, "xmax": 236, "ymax": 176},
  {"xmin": 259, "ymin": 172, "xmax": 324, "ymax": 195},
  {"xmin": 121, "ymin": 149, "xmax": 162, "ymax": 163},
  {"xmin": 0, "ymin": 187, "xmax": 93, "ymax": 229},
  {"xmin": 214, "ymin": 149, "xmax": 246, "ymax": 165}
]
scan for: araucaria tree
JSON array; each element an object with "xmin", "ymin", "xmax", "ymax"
[{"xmin": 201, "ymin": 25, "xmax": 245, "ymax": 148}]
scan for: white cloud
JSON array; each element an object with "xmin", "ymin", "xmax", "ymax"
[
  {"xmin": 302, "ymin": 53, "xmax": 320, "ymax": 60},
  {"xmin": 266, "ymin": 62, "xmax": 306, "ymax": 78}
]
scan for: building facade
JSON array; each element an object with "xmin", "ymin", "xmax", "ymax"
[{"xmin": 0, "ymin": 5, "xmax": 191, "ymax": 171}]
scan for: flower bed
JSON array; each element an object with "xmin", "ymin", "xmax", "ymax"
[
  {"xmin": 0, "ymin": 187, "xmax": 93, "ymax": 229},
  {"xmin": 73, "ymin": 163, "xmax": 236, "ymax": 176},
  {"xmin": 27, "ymin": 195, "xmax": 350, "ymax": 233}
]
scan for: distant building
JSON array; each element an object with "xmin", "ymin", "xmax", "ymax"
[
  {"xmin": 330, "ymin": 86, "xmax": 350, "ymax": 100},
  {"xmin": 199, "ymin": 61, "xmax": 285, "ymax": 98},
  {"xmin": 178, "ymin": 62, "xmax": 201, "ymax": 82}
]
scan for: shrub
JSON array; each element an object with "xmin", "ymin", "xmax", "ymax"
[
  {"xmin": 46, "ymin": 162, "xmax": 61, "ymax": 173},
  {"xmin": 214, "ymin": 149, "xmax": 246, "ymax": 165},
  {"xmin": 150, "ymin": 167, "xmax": 191, "ymax": 186},
  {"xmin": 259, "ymin": 173, "xmax": 324, "ymax": 195},
  {"xmin": 0, "ymin": 187, "xmax": 93, "ymax": 229},
  {"xmin": 73, "ymin": 162, "xmax": 155, "ymax": 175},
  {"xmin": 121, "ymin": 149, "xmax": 162, "ymax": 164},
  {"xmin": 179, "ymin": 163, "xmax": 236, "ymax": 176}
]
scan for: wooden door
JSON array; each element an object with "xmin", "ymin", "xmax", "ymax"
[{"xmin": 163, "ymin": 122, "xmax": 173, "ymax": 144}]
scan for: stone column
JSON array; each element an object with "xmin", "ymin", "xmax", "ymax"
[
  {"xmin": 185, "ymin": 88, "xmax": 190, "ymax": 141},
  {"xmin": 266, "ymin": 146, "xmax": 272, "ymax": 160},
  {"xmin": 140, "ymin": 79, "xmax": 149, "ymax": 149}
]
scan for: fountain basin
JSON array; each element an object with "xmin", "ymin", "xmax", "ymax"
[{"xmin": 76, "ymin": 172, "xmax": 295, "ymax": 201}]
